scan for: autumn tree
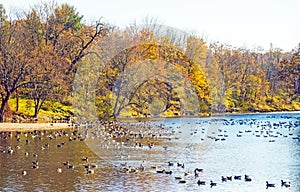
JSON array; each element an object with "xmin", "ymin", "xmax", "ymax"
[
  {"xmin": 1, "ymin": 2, "xmax": 298, "ymax": 122},
  {"xmin": 19, "ymin": 6, "xmax": 68, "ymax": 118},
  {"xmin": 43, "ymin": 3, "xmax": 109, "ymax": 77},
  {"xmin": 0, "ymin": 2, "xmax": 109, "ymax": 121},
  {"xmin": 92, "ymin": 27, "xmax": 210, "ymax": 120},
  {"xmin": 0, "ymin": 9, "xmax": 34, "ymax": 122},
  {"xmin": 26, "ymin": 2, "xmax": 109, "ymax": 97},
  {"xmin": 205, "ymin": 43, "xmax": 227, "ymax": 112},
  {"xmin": 278, "ymin": 44, "xmax": 300, "ymax": 97}
]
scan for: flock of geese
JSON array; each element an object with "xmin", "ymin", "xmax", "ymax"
[
  {"xmin": 120, "ymin": 157, "xmax": 293, "ymax": 189},
  {"xmin": 116, "ymin": 116, "xmax": 298, "ymax": 189},
  {"xmin": 0, "ymin": 114, "xmax": 299, "ymax": 190},
  {"xmin": 201, "ymin": 116, "xmax": 300, "ymax": 143},
  {"xmin": 0, "ymin": 128, "xmax": 99, "ymax": 178}
]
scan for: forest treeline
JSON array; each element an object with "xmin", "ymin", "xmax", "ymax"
[{"xmin": 0, "ymin": 2, "xmax": 299, "ymax": 122}]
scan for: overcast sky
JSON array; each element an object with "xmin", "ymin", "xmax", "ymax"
[{"xmin": 1, "ymin": 0, "xmax": 299, "ymax": 51}]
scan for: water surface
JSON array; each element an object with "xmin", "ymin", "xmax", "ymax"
[{"xmin": 0, "ymin": 112, "xmax": 299, "ymax": 191}]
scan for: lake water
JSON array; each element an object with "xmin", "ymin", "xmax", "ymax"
[{"xmin": 0, "ymin": 112, "xmax": 299, "ymax": 191}]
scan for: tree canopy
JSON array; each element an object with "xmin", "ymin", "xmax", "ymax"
[{"xmin": 0, "ymin": 2, "xmax": 299, "ymax": 122}]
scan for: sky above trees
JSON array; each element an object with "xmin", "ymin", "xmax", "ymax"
[{"xmin": 2, "ymin": 0, "xmax": 300, "ymax": 52}]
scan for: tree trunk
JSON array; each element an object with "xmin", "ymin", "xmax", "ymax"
[
  {"xmin": 0, "ymin": 96, "xmax": 9, "ymax": 122},
  {"xmin": 16, "ymin": 90, "xmax": 19, "ymax": 112},
  {"xmin": 33, "ymin": 98, "xmax": 40, "ymax": 118},
  {"xmin": 0, "ymin": 109, "xmax": 3, "ymax": 122},
  {"xmin": 33, "ymin": 105, "xmax": 39, "ymax": 118},
  {"xmin": 33, "ymin": 98, "xmax": 46, "ymax": 118}
]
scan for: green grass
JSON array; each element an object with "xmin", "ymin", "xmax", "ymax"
[
  {"xmin": 7, "ymin": 96, "xmax": 298, "ymax": 122},
  {"xmin": 8, "ymin": 97, "xmax": 73, "ymax": 120}
]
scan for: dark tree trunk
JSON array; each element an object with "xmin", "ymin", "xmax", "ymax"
[
  {"xmin": 33, "ymin": 105, "xmax": 39, "ymax": 118},
  {"xmin": 16, "ymin": 90, "xmax": 19, "ymax": 112},
  {"xmin": 0, "ymin": 110, "xmax": 3, "ymax": 122},
  {"xmin": 33, "ymin": 97, "xmax": 46, "ymax": 118},
  {"xmin": 0, "ymin": 96, "xmax": 9, "ymax": 122}
]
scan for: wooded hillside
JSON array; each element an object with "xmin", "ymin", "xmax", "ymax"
[{"xmin": 0, "ymin": 2, "xmax": 299, "ymax": 122}]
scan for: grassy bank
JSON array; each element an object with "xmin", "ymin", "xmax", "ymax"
[
  {"xmin": 7, "ymin": 97, "xmax": 73, "ymax": 123},
  {"xmin": 5, "ymin": 96, "xmax": 299, "ymax": 123}
]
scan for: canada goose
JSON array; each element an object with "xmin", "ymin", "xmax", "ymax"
[
  {"xmin": 197, "ymin": 180, "xmax": 205, "ymax": 185},
  {"xmin": 179, "ymin": 179, "xmax": 187, "ymax": 183},
  {"xmin": 222, "ymin": 176, "xmax": 227, "ymax": 182},
  {"xmin": 7, "ymin": 149, "xmax": 13, "ymax": 154},
  {"xmin": 83, "ymin": 164, "xmax": 91, "ymax": 169},
  {"xmin": 165, "ymin": 170, "xmax": 172, "ymax": 175},
  {"xmin": 266, "ymin": 181, "xmax": 275, "ymax": 188},
  {"xmin": 67, "ymin": 165, "xmax": 75, "ymax": 169},
  {"xmin": 281, "ymin": 180, "xmax": 291, "ymax": 187},
  {"xmin": 87, "ymin": 169, "xmax": 94, "ymax": 174},
  {"xmin": 32, "ymin": 161, "xmax": 39, "ymax": 165},
  {"xmin": 244, "ymin": 175, "xmax": 252, "ymax": 182},
  {"xmin": 194, "ymin": 168, "xmax": 199, "ymax": 176},
  {"xmin": 156, "ymin": 169, "xmax": 165, "ymax": 173},
  {"xmin": 210, "ymin": 180, "xmax": 217, "ymax": 187},
  {"xmin": 177, "ymin": 162, "xmax": 185, "ymax": 168},
  {"xmin": 167, "ymin": 162, "xmax": 174, "ymax": 166},
  {"xmin": 81, "ymin": 157, "xmax": 89, "ymax": 162},
  {"xmin": 234, "ymin": 175, "xmax": 241, "ymax": 180},
  {"xmin": 63, "ymin": 161, "xmax": 70, "ymax": 166},
  {"xmin": 227, "ymin": 176, "xmax": 232, "ymax": 181},
  {"xmin": 283, "ymin": 182, "xmax": 291, "ymax": 188},
  {"xmin": 281, "ymin": 180, "xmax": 287, "ymax": 186},
  {"xmin": 194, "ymin": 168, "xmax": 204, "ymax": 172},
  {"xmin": 32, "ymin": 165, "xmax": 39, "ymax": 169},
  {"xmin": 175, "ymin": 176, "xmax": 182, "ymax": 180}
]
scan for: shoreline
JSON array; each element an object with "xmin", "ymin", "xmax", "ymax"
[
  {"xmin": 1, "ymin": 110, "xmax": 299, "ymax": 132},
  {"xmin": 210, "ymin": 110, "xmax": 300, "ymax": 117},
  {"xmin": 0, "ymin": 123, "xmax": 73, "ymax": 132}
]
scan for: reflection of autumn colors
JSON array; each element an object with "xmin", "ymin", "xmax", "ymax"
[{"xmin": 1, "ymin": 112, "xmax": 299, "ymax": 191}]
